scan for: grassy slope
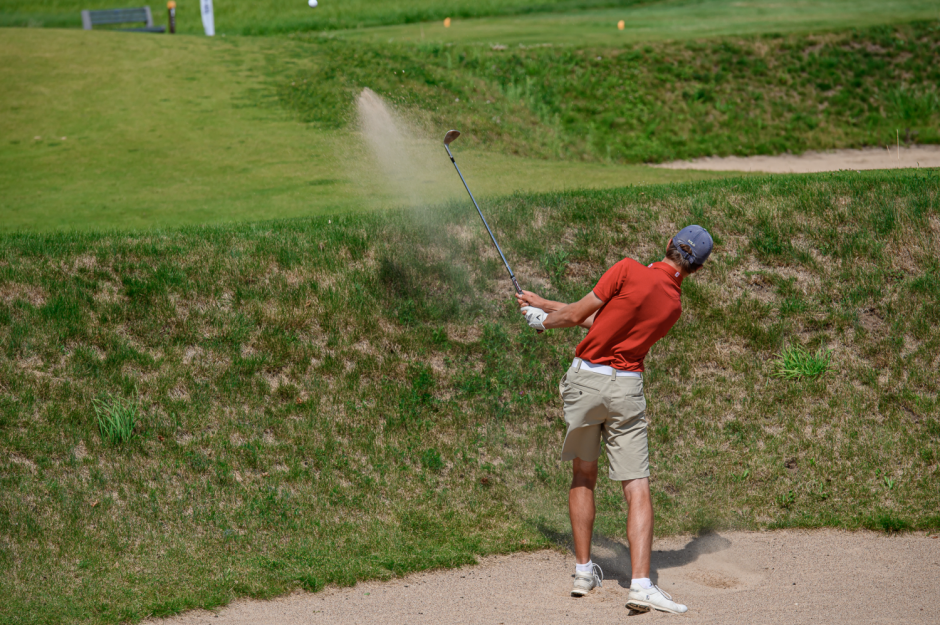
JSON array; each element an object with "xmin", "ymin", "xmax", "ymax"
[
  {"xmin": 1, "ymin": 170, "xmax": 938, "ymax": 624},
  {"xmin": 340, "ymin": 0, "xmax": 940, "ymax": 45},
  {"xmin": 0, "ymin": 29, "xmax": 719, "ymax": 233},
  {"xmin": 0, "ymin": 0, "xmax": 652, "ymax": 34},
  {"xmin": 286, "ymin": 21, "xmax": 940, "ymax": 164}
]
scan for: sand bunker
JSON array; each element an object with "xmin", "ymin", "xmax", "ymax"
[
  {"xmin": 149, "ymin": 530, "xmax": 940, "ymax": 624},
  {"xmin": 654, "ymin": 145, "xmax": 940, "ymax": 173}
]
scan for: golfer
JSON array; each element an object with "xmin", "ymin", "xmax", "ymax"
[{"xmin": 517, "ymin": 225, "xmax": 713, "ymax": 615}]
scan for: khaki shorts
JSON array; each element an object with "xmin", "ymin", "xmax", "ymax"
[{"xmin": 559, "ymin": 364, "xmax": 649, "ymax": 481}]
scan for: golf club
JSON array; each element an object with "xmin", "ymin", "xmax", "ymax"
[
  {"xmin": 443, "ymin": 130, "xmax": 523, "ymax": 296},
  {"xmin": 444, "ymin": 130, "xmax": 542, "ymax": 333}
]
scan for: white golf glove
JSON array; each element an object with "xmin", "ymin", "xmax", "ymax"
[{"xmin": 521, "ymin": 306, "xmax": 548, "ymax": 331}]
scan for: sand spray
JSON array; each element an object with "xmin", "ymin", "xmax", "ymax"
[{"xmin": 354, "ymin": 88, "xmax": 455, "ymax": 209}]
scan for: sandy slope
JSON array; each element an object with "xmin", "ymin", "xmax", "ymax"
[
  {"xmin": 150, "ymin": 530, "xmax": 940, "ymax": 624},
  {"xmin": 654, "ymin": 145, "xmax": 940, "ymax": 173}
]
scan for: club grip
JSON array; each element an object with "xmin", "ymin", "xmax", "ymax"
[{"xmin": 518, "ymin": 292, "xmax": 544, "ymax": 334}]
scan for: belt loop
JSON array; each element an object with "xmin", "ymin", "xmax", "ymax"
[
  {"xmin": 610, "ymin": 367, "xmax": 616, "ymax": 381},
  {"xmin": 574, "ymin": 358, "xmax": 582, "ymax": 373}
]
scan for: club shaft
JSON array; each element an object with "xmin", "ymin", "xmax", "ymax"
[{"xmin": 445, "ymin": 145, "xmax": 523, "ymax": 295}]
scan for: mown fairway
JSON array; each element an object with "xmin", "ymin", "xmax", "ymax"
[
  {"xmin": 0, "ymin": 171, "xmax": 938, "ymax": 624},
  {"xmin": 341, "ymin": 0, "xmax": 940, "ymax": 45},
  {"xmin": 0, "ymin": 0, "xmax": 650, "ymax": 34},
  {"xmin": 5, "ymin": 0, "xmax": 939, "ymax": 40}
]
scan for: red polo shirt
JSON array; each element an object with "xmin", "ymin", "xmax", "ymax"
[{"xmin": 575, "ymin": 259, "xmax": 683, "ymax": 372}]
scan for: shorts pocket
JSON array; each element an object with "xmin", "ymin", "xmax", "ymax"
[
  {"xmin": 561, "ymin": 382, "xmax": 585, "ymax": 404},
  {"xmin": 614, "ymin": 393, "xmax": 646, "ymax": 420}
]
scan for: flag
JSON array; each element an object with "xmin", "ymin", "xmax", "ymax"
[{"xmin": 201, "ymin": 0, "xmax": 215, "ymax": 36}]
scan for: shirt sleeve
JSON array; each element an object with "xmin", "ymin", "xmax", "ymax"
[{"xmin": 591, "ymin": 259, "xmax": 628, "ymax": 303}]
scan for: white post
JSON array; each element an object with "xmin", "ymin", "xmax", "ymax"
[{"xmin": 201, "ymin": 0, "xmax": 215, "ymax": 36}]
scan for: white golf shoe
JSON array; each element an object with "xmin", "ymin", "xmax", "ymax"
[
  {"xmin": 570, "ymin": 563, "xmax": 604, "ymax": 597},
  {"xmin": 626, "ymin": 583, "xmax": 688, "ymax": 614}
]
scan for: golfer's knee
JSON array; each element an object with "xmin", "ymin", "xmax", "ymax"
[
  {"xmin": 571, "ymin": 458, "xmax": 598, "ymax": 488},
  {"xmin": 622, "ymin": 477, "xmax": 651, "ymax": 504}
]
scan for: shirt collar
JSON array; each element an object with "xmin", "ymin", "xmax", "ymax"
[{"xmin": 649, "ymin": 261, "xmax": 684, "ymax": 287}]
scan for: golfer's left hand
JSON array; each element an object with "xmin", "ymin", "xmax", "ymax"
[{"xmin": 520, "ymin": 306, "xmax": 547, "ymax": 331}]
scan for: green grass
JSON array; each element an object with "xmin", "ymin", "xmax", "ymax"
[
  {"xmin": 287, "ymin": 21, "xmax": 940, "ymax": 164},
  {"xmin": 773, "ymin": 344, "xmax": 833, "ymax": 380},
  {"xmin": 93, "ymin": 394, "xmax": 140, "ymax": 445},
  {"xmin": 4, "ymin": 22, "xmax": 939, "ymax": 233},
  {"xmin": 1, "ymin": 169, "xmax": 938, "ymax": 624},
  {"xmin": 1, "ymin": 4, "xmax": 938, "ymax": 623},
  {"xmin": 0, "ymin": 0, "xmax": 654, "ymax": 35},
  {"xmin": 0, "ymin": 28, "xmax": 727, "ymax": 233},
  {"xmin": 5, "ymin": 0, "xmax": 939, "ymax": 42},
  {"xmin": 339, "ymin": 0, "xmax": 940, "ymax": 45}
]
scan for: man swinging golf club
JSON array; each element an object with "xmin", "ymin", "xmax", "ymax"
[{"xmin": 517, "ymin": 226, "xmax": 713, "ymax": 615}]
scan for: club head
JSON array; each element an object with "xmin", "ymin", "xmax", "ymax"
[{"xmin": 443, "ymin": 129, "xmax": 461, "ymax": 146}]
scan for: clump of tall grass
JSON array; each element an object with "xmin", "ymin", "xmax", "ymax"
[
  {"xmin": 772, "ymin": 344, "xmax": 832, "ymax": 380},
  {"xmin": 93, "ymin": 394, "xmax": 140, "ymax": 445}
]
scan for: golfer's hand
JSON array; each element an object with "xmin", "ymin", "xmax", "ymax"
[
  {"xmin": 515, "ymin": 290, "xmax": 547, "ymax": 310},
  {"xmin": 520, "ymin": 306, "xmax": 547, "ymax": 331}
]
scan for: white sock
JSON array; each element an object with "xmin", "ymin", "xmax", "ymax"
[
  {"xmin": 631, "ymin": 577, "xmax": 653, "ymax": 588},
  {"xmin": 575, "ymin": 560, "xmax": 594, "ymax": 574}
]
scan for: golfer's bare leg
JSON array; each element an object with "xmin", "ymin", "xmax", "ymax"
[
  {"xmin": 622, "ymin": 477, "xmax": 653, "ymax": 578},
  {"xmin": 569, "ymin": 458, "xmax": 598, "ymax": 564}
]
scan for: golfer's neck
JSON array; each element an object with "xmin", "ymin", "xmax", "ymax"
[{"xmin": 661, "ymin": 257, "xmax": 687, "ymax": 277}]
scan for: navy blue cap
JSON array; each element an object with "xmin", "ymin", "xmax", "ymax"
[{"xmin": 673, "ymin": 225, "xmax": 713, "ymax": 265}]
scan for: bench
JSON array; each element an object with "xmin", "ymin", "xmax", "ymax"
[{"xmin": 81, "ymin": 7, "xmax": 165, "ymax": 33}]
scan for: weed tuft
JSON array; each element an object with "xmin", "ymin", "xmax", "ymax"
[
  {"xmin": 92, "ymin": 394, "xmax": 140, "ymax": 445},
  {"xmin": 773, "ymin": 344, "xmax": 832, "ymax": 380},
  {"xmin": 421, "ymin": 449, "xmax": 444, "ymax": 472},
  {"xmin": 775, "ymin": 491, "xmax": 796, "ymax": 510},
  {"xmin": 865, "ymin": 512, "xmax": 913, "ymax": 534}
]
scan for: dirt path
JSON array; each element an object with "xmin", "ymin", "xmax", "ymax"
[
  {"xmin": 151, "ymin": 530, "xmax": 940, "ymax": 624},
  {"xmin": 654, "ymin": 145, "xmax": 940, "ymax": 173}
]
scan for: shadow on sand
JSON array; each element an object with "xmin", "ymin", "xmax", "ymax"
[{"xmin": 536, "ymin": 524, "xmax": 732, "ymax": 588}]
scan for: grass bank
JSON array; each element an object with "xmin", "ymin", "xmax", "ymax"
[
  {"xmin": 286, "ymin": 20, "xmax": 940, "ymax": 163},
  {"xmin": 1, "ymin": 170, "xmax": 938, "ymax": 624}
]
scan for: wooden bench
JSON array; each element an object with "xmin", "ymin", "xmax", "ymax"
[{"xmin": 81, "ymin": 7, "xmax": 165, "ymax": 32}]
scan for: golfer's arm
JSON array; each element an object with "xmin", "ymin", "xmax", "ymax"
[
  {"xmin": 530, "ymin": 298, "xmax": 567, "ymax": 314},
  {"xmin": 544, "ymin": 292, "xmax": 604, "ymax": 330},
  {"xmin": 579, "ymin": 311, "xmax": 599, "ymax": 329}
]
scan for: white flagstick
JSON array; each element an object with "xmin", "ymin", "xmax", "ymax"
[{"xmin": 201, "ymin": 0, "xmax": 215, "ymax": 36}]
